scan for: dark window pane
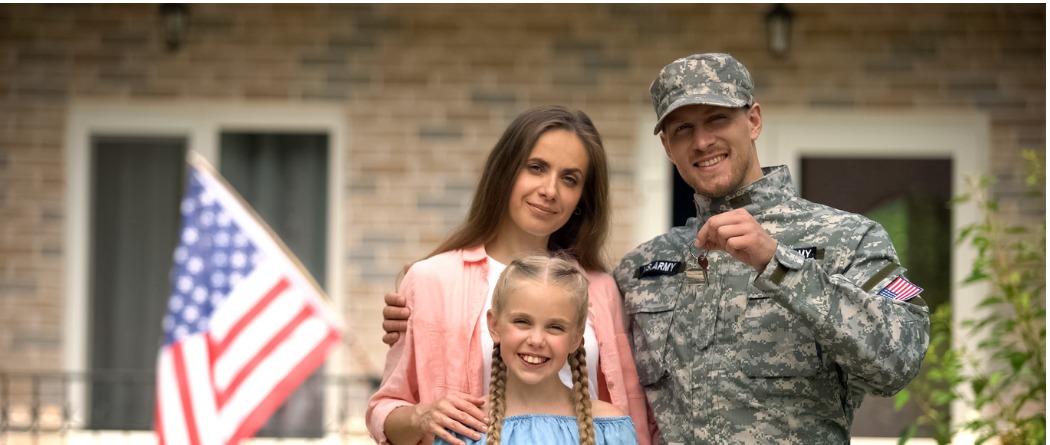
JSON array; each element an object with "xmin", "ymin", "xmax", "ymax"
[
  {"xmin": 89, "ymin": 136, "xmax": 186, "ymax": 430},
  {"xmin": 220, "ymin": 131, "xmax": 329, "ymax": 438}
]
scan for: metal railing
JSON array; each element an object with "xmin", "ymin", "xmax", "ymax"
[{"xmin": 0, "ymin": 370, "xmax": 380, "ymax": 444}]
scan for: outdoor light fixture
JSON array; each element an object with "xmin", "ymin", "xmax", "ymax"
[
  {"xmin": 160, "ymin": 4, "xmax": 189, "ymax": 52},
  {"xmin": 765, "ymin": 3, "xmax": 794, "ymax": 58}
]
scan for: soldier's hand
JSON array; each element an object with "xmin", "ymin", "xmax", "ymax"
[
  {"xmin": 382, "ymin": 262, "xmax": 413, "ymax": 346},
  {"xmin": 382, "ymin": 292, "xmax": 410, "ymax": 346},
  {"xmin": 696, "ymin": 208, "xmax": 778, "ymax": 274}
]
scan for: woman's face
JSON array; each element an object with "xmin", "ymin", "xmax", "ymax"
[{"xmin": 502, "ymin": 129, "xmax": 589, "ymax": 241}]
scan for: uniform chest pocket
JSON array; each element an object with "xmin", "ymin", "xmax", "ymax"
[
  {"xmin": 623, "ymin": 276, "xmax": 680, "ymax": 386},
  {"xmin": 737, "ymin": 295, "xmax": 821, "ymax": 378}
]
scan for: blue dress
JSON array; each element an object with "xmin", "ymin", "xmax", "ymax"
[{"xmin": 434, "ymin": 414, "xmax": 638, "ymax": 445}]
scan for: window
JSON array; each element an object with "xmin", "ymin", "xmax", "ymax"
[
  {"xmin": 66, "ymin": 103, "xmax": 345, "ymax": 436},
  {"xmin": 219, "ymin": 131, "xmax": 329, "ymax": 437},
  {"xmin": 88, "ymin": 136, "xmax": 185, "ymax": 430}
]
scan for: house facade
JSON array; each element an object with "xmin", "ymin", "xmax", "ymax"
[{"xmin": 1, "ymin": 3, "xmax": 1044, "ymax": 443}]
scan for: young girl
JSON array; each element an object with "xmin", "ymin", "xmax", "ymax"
[{"xmin": 437, "ymin": 255, "xmax": 638, "ymax": 445}]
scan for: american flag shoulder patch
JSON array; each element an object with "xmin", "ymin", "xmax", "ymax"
[{"xmin": 876, "ymin": 275, "xmax": 923, "ymax": 301}]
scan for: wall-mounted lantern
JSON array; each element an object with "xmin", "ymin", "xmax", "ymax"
[
  {"xmin": 160, "ymin": 4, "xmax": 189, "ymax": 52},
  {"xmin": 766, "ymin": 3, "xmax": 794, "ymax": 58}
]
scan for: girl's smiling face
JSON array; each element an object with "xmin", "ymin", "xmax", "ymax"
[{"xmin": 487, "ymin": 280, "xmax": 584, "ymax": 387}]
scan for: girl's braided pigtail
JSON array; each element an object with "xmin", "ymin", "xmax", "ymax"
[
  {"xmin": 569, "ymin": 344, "xmax": 594, "ymax": 445},
  {"xmin": 486, "ymin": 343, "xmax": 507, "ymax": 445}
]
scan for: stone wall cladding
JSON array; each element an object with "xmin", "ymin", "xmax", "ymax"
[{"xmin": 0, "ymin": 3, "xmax": 1043, "ymax": 375}]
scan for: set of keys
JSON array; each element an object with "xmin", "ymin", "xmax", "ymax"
[{"xmin": 685, "ymin": 243, "xmax": 710, "ymax": 286}]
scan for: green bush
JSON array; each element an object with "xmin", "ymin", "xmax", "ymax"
[{"xmin": 896, "ymin": 150, "xmax": 1045, "ymax": 445}]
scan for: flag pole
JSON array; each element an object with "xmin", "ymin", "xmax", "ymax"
[
  {"xmin": 184, "ymin": 150, "xmax": 378, "ymax": 376},
  {"xmin": 186, "ymin": 151, "xmax": 328, "ymax": 303}
]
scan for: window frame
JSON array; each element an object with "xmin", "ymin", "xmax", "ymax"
[{"xmin": 64, "ymin": 101, "xmax": 347, "ymax": 433}]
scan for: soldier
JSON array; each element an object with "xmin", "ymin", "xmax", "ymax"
[{"xmin": 616, "ymin": 52, "xmax": 930, "ymax": 443}]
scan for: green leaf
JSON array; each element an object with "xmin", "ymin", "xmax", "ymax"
[
  {"xmin": 931, "ymin": 390, "xmax": 954, "ymax": 405},
  {"xmin": 894, "ymin": 389, "xmax": 911, "ymax": 410},
  {"xmin": 1010, "ymin": 351, "xmax": 1032, "ymax": 372},
  {"xmin": 964, "ymin": 269, "xmax": 990, "ymax": 284},
  {"xmin": 951, "ymin": 194, "xmax": 973, "ymax": 206},
  {"xmin": 1005, "ymin": 225, "xmax": 1029, "ymax": 235},
  {"xmin": 987, "ymin": 372, "xmax": 1003, "ymax": 389},
  {"xmin": 977, "ymin": 296, "xmax": 1005, "ymax": 307},
  {"xmin": 898, "ymin": 423, "xmax": 917, "ymax": 445},
  {"xmin": 972, "ymin": 377, "xmax": 988, "ymax": 396}
]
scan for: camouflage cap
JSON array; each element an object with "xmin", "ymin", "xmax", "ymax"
[{"xmin": 650, "ymin": 53, "xmax": 754, "ymax": 134}]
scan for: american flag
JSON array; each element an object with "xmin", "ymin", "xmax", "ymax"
[
  {"xmin": 876, "ymin": 275, "xmax": 924, "ymax": 301},
  {"xmin": 155, "ymin": 156, "xmax": 342, "ymax": 445}
]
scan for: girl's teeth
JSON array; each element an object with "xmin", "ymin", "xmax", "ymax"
[{"xmin": 521, "ymin": 355, "xmax": 544, "ymax": 364}]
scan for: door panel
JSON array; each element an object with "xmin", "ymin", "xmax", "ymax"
[{"xmin": 801, "ymin": 157, "xmax": 951, "ymax": 438}]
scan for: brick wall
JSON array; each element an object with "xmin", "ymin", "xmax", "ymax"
[{"xmin": 0, "ymin": 4, "xmax": 1044, "ymax": 381}]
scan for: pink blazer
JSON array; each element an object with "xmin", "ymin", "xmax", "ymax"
[{"xmin": 366, "ymin": 246, "xmax": 655, "ymax": 444}]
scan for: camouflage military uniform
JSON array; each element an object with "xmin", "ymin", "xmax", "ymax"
[{"xmin": 614, "ymin": 166, "xmax": 931, "ymax": 444}]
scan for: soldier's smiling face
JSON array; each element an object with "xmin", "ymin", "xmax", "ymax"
[{"xmin": 660, "ymin": 103, "xmax": 764, "ymax": 198}]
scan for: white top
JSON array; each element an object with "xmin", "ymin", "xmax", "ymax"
[{"xmin": 480, "ymin": 257, "xmax": 598, "ymax": 398}]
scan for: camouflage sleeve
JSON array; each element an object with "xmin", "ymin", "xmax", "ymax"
[{"xmin": 752, "ymin": 222, "xmax": 931, "ymax": 397}]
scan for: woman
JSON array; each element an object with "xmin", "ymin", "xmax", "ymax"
[{"xmin": 366, "ymin": 105, "xmax": 653, "ymax": 445}]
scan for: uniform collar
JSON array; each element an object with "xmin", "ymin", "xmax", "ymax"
[{"xmin": 692, "ymin": 165, "xmax": 796, "ymax": 221}]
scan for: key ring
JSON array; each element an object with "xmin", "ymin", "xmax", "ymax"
[
  {"xmin": 684, "ymin": 239, "xmax": 711, "ymax": 285},
  {"xmin": 686, "ymin": 241, "xmax": 709, "ymax": 269}
]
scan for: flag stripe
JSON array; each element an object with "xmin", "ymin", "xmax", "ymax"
[
  {"xmin": 217, "ymin": 304, "xmax": 313, "ymax": 407},
  {"xmin": 157, "ymin": 351, "xmax": 187, "ymax": 445},
  {"xmin": 208, "ymin": 260, "xmax": 280, "ymax": 341},
  {"xmin": 159, "ymin": 349, "xmax": 196, "ymax": 445},
  {"xmin": 212, "ymin": 273, "xmax": 303, "ymax": 390},
  {"xmin": 155, "ymin": 396, "xmax": 164, "ymax": 445},
  {"xmin": 184, "ymin": 338, "xmax": 221, "ymax": 445},
  {"xmin": 171, "ymin": 343, "xmax": 202, "ymax": 445},
  {"xmin": 229, "ymin": 316, "xmax": 329, "ymax": 412},
  {"xmin": 228, "ymin": 327, "xmax": 340, "ymax": 444},
  {"xmin": 213, "ymin": 277, "xmax": 290, "ymax": 358}
]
